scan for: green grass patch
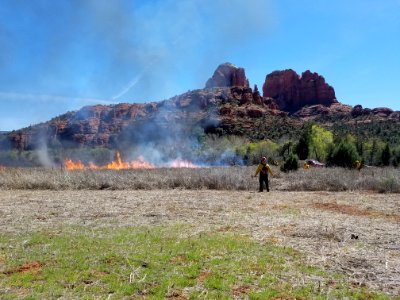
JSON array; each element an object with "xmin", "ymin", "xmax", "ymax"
[{"xmin": 0, "ymin": 225, "xmax": 388, "ymax": 299}]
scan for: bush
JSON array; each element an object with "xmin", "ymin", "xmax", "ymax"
[
  {"xmin": 381, "ymin": 144, "xmax": 391, "ymax": 166},
  {"xmin": 326, "ymin": 140, "xmax": 360, "ymax": 168},
  {"xmin": 295, "ymin": 124, "xmax": 312, "ymax": 160},
  {"xmin": 280, "ymin": 153, "xmax": 299, "ymax": 172}
]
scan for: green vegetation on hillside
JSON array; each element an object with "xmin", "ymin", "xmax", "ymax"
[{"xmin": 1, "ymin": 118, "xmax": 400, "ymax": 168}]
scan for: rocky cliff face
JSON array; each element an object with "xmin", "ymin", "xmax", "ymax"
[
  {"xmin": 7, "ymin": 85, "xmax": 278, "ymax": 150},
  {"xmin": 4, "ymin": 63, "xmax": 399, "ymax": 151},
  {"xmin": 205, "ymin": 63, "xmax": 250, "ymax": 88},
  {"xmin": 262, "ymin": 69, "xmax": 337, "ymax": 112}
]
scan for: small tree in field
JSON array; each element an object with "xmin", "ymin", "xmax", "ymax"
[
  {"xmin": 281, "ymin": 152, "xmax": 299, "ymax": 172},
  {"xmin": 309, "ymin": 125, "xmax": 333, "ymax": 162},
  {"xmin": 295, "ymin": 123, "xmax": 312, "ymax": 160},
  {"xmin": 327, "ymin": 139, "xmax": 360, "ymax": 168},
  {"xmin": 381, "ymin": 143, "xmax": 391, "ymax": 166}
]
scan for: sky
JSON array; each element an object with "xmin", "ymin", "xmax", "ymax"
[{"xmin": 0, "ymin": 0, "xmax": 399, "ymax": 131}]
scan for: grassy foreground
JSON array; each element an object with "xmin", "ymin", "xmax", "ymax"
[{"xmin": 0, "ymin": 226, "xmax": 388, "ymax": 299}]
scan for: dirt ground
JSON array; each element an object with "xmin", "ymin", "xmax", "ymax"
[{"xmin": 0, "ymin": 190, "xmax": 399, "ymax": 297}]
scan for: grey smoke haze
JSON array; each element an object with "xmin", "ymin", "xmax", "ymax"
[
  {"xmin": 0, "ymin": 0, "xmax": 273, "ymax": 130},
  {"xmin": 36, "ymin": 143, "xmax": 54, "ymax": 168},
  {"xmin": 80, "ymin": 0, "xmax": 273, "ymax": 101},
  {"xmin": 2, "ymin": 0, "xmax": 273, "ymax": 100}
]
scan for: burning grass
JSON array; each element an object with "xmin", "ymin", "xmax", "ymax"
[
  {"xmin": 0, "ymin": 166, "xmax": 399, "ymax": 193},
  {"xmin": 64, "ymin": 150, "xmax": 198, "ymax": 170}
]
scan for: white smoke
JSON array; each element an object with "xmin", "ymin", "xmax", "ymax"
[{"xmin": 36, "ymin": 142, "xmax": 54, "ymax": 168}]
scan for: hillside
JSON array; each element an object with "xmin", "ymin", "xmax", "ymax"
[{"xmin": 1, "ymin": 63, "xmax": 400, "ymax": 153}]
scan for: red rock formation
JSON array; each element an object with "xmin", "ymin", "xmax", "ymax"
[
  {"xmin": 3, "ymin": 63, "xmax": 398, "ymax": 153},
  {"xmin": 205, "ymin": 63, "xmax": 249, "ymax": 88},
  {"xmin": 246, "ymin": 107, "xmax": 264, "ymax": 118},
  {"xmin": 352, "ymin": 105, "xmax": 397, "ymax": 119},
  {"xmin": 351, "ymin": 104, "xmax": 365, "ymax": 117},
  {"xmin": 372, "ymin": 107, "xmax": 393, "ymax": 117},
  {"xmin": 252, "ymin": 84, "xmax": 262, "ymax": 105},
  {"xmin": 262, "ymin": 69, "xmax": 337, "ymax": 112},
  {"xmin": 263, "ymin": 97, "xmax": 280, "ymax": 110}
]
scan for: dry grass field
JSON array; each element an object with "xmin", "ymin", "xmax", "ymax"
[{"xmin": 0, "ymin": 167, "xmax": 399, "ymax": 298}]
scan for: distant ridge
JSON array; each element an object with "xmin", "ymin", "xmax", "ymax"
[{"xmin": 1, "ymin": 63, "xmax": 399, "ymax": 151}]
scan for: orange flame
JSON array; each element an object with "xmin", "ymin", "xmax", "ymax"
[
  {"xmin": 65, "ymin": 151, "xmax": 157, "ymax": 170},
  {"xmin": 65, "ymin": 151, "xmax": 200, "ymax": 170},
  {"xmin": 170, "ymin": 159, "xmax": 199, "ymax": 168},
  {"xmin": 105, "ymin": 152, "xmax": 155, "ymax": 170},
  {"xmin": 64, "ymin": 159, "xmax": 85, "ymax": 170}
]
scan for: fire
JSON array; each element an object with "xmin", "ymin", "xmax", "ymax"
[
  {"xmin": 64, "ymin": 151, "xmax": 197, "ymax": 170},
  {"xmin": 64, "ymin": 159, "xmax": 85, "ymax": 170},
  {"xmin": 105, "ymin": 152, "xmax": 155, "ymax": 170},
  {"xmin": 170, "ymin": 159, "xmax": 199, "ymax": 168}
]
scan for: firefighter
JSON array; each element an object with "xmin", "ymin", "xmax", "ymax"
[{"xmin": 253, "ymin": 156, "xmax": 273, "ymax": 192}]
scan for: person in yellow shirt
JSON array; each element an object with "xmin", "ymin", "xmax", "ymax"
[
  {"xmin": 355, "ymin": 160, "xmax": 362, "ymax": 171},
  {"xmin": 253, "ymin": 156, "xmax": 273, "ymax": 192}
]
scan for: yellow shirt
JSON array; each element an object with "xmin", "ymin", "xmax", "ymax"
[{"xmin": 254, "ymin": 163, "xmax": 273, "ymax": 176}]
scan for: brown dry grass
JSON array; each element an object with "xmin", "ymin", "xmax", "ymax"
[
  {"xmin": 0, "ymin": 166, "xmax": 399, "ymax": 192},
  {"xmin": 0, "ymin": 189, "xmax": 399, "ymax": 296}
]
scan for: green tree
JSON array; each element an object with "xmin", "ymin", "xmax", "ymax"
[
  {"xmin": 279, "ymin": 141, "xmax": 294, "ymax": 159},
  {"xmin": 355, "ymin": 138, "xmax": 364, "ymax": 160},
  {"xmin": 381, "ymin": 143, "xmax": 391, "ymax": 166},
  {"xmin": 295, "ymin": 123, "xmax": 313, "ymax": 160},
  {"xmin": 392, "ymin": 145, "xmax": 400, "ymax": 167},
  {"xmin": 309, "ymin": 125, "xmax": 333, "ymax": 162},
  {"xmin": 246, "ymin": 140, "xmax": 279, "ymax": 165},
  {"xmin": 327, "ymin": 138, "xmax": 360, "ymax": 168},
  {"xmin": 368, "ymin": 139, "xmax": 378, "ymax": 165},
  {"xmin": 280, "ymin": 152, "xmax": 299, "ymax": 172}
]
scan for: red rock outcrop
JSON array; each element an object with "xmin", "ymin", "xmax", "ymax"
[
  {"xmin": 372, "ymin": 107, "xmax": 393, "ymax": 118},
  {"xmin": 294, "ymin": 103, "xmax": 352, "ymax": 119},
  {"xmin": 205, "ymin": 63, "xmax": 249, "ymax": 88},
  {"xmin": 352, "ymin": 105, "xmax": 398, "ymax": 119},
  {"xmin": 252, "ymin": 84, "xmax": 262, "ymax": 105},
  {"xmin": 262, "ymin": 69, "xmax": 337, "ymax": 112},
  {"xmin": 3, "ymin": 63, "xmax": 398, "ymax": 153}
]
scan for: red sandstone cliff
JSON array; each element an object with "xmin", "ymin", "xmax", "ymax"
[
  {"xmin": 3, "ymin": 63, "xmax": 399, "ymax": 151},
  {"xmin": 205, "ymin": 63, "xmax": 250, "ymax": 88},
  {"xmin": 262, "ymin": 69, "xmax": 337, "ymax": 112}
]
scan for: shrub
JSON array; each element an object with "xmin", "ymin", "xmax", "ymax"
[
  {"xmin": 381, "ymin": 144, "xmax": 391, "ymax": 166},
  {"xmin": 280, "ymin": 152, "xmax": 299, "ymax": 172},
  {"xmin": 295, "ymin": 124, "xmax": 312, "ymax": 160},
  {"xmin": 326, "ymin": 140, "xmax": 360, "ymax": 168}
]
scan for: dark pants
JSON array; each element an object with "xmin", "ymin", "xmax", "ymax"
[{"xmin": 259, "ymin": 174, "xmax": 269, "ymax": 192}]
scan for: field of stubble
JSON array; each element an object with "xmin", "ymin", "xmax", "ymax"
[{"xmin": 0, "ymin": 186, "xmax": 399, "ymax": 297}]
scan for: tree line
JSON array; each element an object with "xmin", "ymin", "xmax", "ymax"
[{"xmin": 0, "ymin": 123, "xmax": 399, "ymax": 169}]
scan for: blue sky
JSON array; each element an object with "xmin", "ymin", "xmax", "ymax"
[{"xmin": 1, "ymin": 0, "xmax": 399, "ymax": 131}]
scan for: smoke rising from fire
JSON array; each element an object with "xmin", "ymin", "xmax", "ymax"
[
  {"xmin": 0, "ymin": 0, "xmax": 273, "ymax": 119},
  {"xmin": 1, "ymin": 0, "xmax": 273, "ymax": 166}
]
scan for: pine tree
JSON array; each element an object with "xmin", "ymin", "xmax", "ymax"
[{"xmin": 381, "ymin": 144, "xmax": 391, "ymax": 166}]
